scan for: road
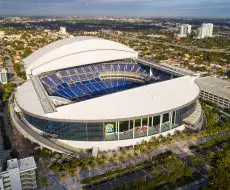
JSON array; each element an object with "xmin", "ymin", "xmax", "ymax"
[
  {"xmin": 89, "ymin": 170, "xmax": 150, "ymax": 190},
  {"xmin": 105, "ymin": 32, "xmax": 230, "ymax": 54}
]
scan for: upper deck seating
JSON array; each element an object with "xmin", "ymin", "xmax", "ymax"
[{"xmin": 40, "ymin": 61, "xmax": 171, "ymax": 103}]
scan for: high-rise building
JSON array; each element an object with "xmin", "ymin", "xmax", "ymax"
[
  {"xmin": 197, "ymin": 27, "xmax": 206, "ymax": 39},
  {"xmin": 59, "ymin": 26, "xmax": 67, "ymax": 35},
  {"xmin": 179, "ymin": 24, "xmax": 192, "ymax": 37},
  {"xmin": 197, "ymin": 23, "xmax": 214, "ymax": 39},
  {"xmin": 203, "ymin": 23, "xmax": 213, "ymax": 37},
  {"xmin": 0, "ymin": 157, "xmax": 37, "ymax": 190},
  {"xmin": 0, "ymin": 69, "xmax": 8, "ymax": 84}
]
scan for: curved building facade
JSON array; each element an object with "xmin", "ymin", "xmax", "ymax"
[{"xmin": 12, "ymin": 36, "xmax": 202, "ymax": 151}]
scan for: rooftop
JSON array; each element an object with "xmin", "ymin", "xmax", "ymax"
[
  {"xmin": 195, "ymin": 77, "xmax": 230, "ymax": 100},
  {"xmin": 18, "ymin": 157, "xmax": 37, "ymax": 172},
  {"xmin": 7, "ymin": 159, "xmax": 18, "ymax": 170},
  {"xmin": 24, "ymin": 36, "xmax": 138, "ymax": 75}
]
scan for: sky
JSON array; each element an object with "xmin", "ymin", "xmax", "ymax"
[{"xmin": 0, "ymin": 0, "xmax": 230, "ymax": 18}]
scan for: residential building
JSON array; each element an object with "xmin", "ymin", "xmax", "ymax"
[
  {"xmin": 179, "ymin": 24, "xmax": 192, "ymax": 37},
  {"xmin": 0, "ymin": 157, "xmax": 37, "ymax": 190},
  {"xmin": 195, "ymin": 77, "xmax": 230, "ymax": 108},
  {"xmin": 197, "ymin": 27, "xmax": 205, "ymax": 39},
  {"xmin": 202, "ymin": 23, "xmax": 213, "ymax": 37},
  {"xmin": 0, "ymin": 69, "xmax": 8, "ymax": 84},
  {"xmin": 59, "ymin": 26, "xmax": 67, "ymax": 35},
  {"xmin": 197, "ymin": 23, "xmax": 214, "ymax": 39}
]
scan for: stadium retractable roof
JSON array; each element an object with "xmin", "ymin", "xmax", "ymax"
[{"xmin": 24, "ymin": 36, "xmax": 138, "ymax": 75}]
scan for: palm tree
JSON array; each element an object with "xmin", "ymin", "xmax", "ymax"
[
  {"xmin": 97, "ymin": 158, "xmax": 105, "ymax": 166},
  {"xmin": 152, "ymin": 138, "xmax": 160, "ymax": 148},
  {"xmin": 113, "ymin": 153, "xmax": 117, "ymax": 159},
  {"xmin": 132, "ymin": 149, "xmax": 139, "ymax": 157},
  {"xmin": 159, "ymin": 135, "xmax": 167, "ymax": 144},
  {"xmin": 127, "ymin": 153, "xmax": 133, "ymax": 160},
  {"xmin": 158, "ymin": 134, "xmax": 164, "ymax": 141},
  {"xmin": 100, "ymin": 154, "xmax": 107, "ymax": 161},
  {"xmin": 88, "ymin": 158, "xmax": 96, "ymax": 169},
  {"xmin": 118, "ymin": 155, "xmax": 124, "ymax": 164},
  {"xmin": 174, "ymin": 130, "xmax": 181, "ymax": 138},
  {"xmin": 180, "ymin": 134, "xmax": 188, "ymax": 141},
  {"xmin": 140, "ymin": 140, "xmax": 148, "ymax": 146},
  {"xmin": 150, "ymin": 136, "xmax": 157, "ymax": 143},
  {"xmin": 108, "ymin": 157, "xmax": 115, "ymax": 164},
  {"xmin": 121, "ymin": 149, "xmax": 126, "ymax": 156}
]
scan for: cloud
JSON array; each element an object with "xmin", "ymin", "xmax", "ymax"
[{"xmin": 0, "ymin": 0, "xmax": 229, "ymax": 17}]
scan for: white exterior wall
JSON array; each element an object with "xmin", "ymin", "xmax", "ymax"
[
  {"xmin": 198, "ymin": 23, "xmax": 213, "ymax": 39},
  {"xmin": 179, "ymin": 24, "xmax": 191, "ymax": 36}
]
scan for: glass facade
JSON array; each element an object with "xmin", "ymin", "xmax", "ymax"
[
  {"xmin": 24, "ymin": 114, "xmax": 104, "ymax": 141},
  {"xmin": 24, "ymin": 101, "xmax": 196, "ymax": 141}
]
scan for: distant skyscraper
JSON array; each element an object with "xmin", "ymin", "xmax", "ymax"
[
  {"xmin": 0, "ymin": 157, "xmax": 37, "ymax": 190},
  {"xmin": 179, "ymin": 24, "xmax": 192, "ymax": 37},
  {"xmin": 60, "ymin": 26, "xmax": 67, "ymax": 35},
  {"xmin": 0, "ymin": 69, "xmax": 8, "ymax": 84},
  {"xmin": 202, "ymin": 23, "xmax": 213, "ymax": 37},
  {"xmin": 197, "ymin": 23, "xmax": 213, "ymax": 39},
  {"xmin": 197, "ymin": 27, "xmax": 205, "ymax": 39}
]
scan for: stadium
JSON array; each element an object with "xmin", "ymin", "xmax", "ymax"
[{"xmin": 10, "ymin": 36, "xmax": 204, "ymax": 153}]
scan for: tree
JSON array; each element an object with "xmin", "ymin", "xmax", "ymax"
[
  {"xmin": 112, "ymin": 153, "xmax": 117, "ymax": 159},
  {"xmin": 10, "ymin": 149, "xmax": 19, "ymax": 159},
  {"xmin": 0, "ymin": 83, "xmax": 15, "ymax": 102},
  {"xmin": 37, "ymin": 173, "xmax": 49, "ymax": 187},
  {"xmin": 22, "ymin": 47, "xmax": 32, "ymax": 58},
  {"xmin": 209, "ymin": 150, "xmax": 230, "ymax": 190},
  {"xmin": 190, "ymin": 154, "xmax": 205, "ymax": 169},
  {"xmin": 68, "ymin": 168, "xmax": 77, "ymax": 176},
  {"xmin": 39, "ymin": 149, "xmax": 50, "ymax": 158},
  {"xmin": 118, "ymin": 155, "xmax": 124, "ymax": 163},
  {"xmin": 97, "ymin": 158, "xmax": 105, "ymax": 166},
  {"xmin": 183, "ymin": 167, "xmax": 192, "ymax": 177},
  {"xmin": 109, "ymin": 157, "xmax": 115, "ymax": 164},
  {"xmin": 121, "ymin": 149, "xmax": 126, "ymax": 156},
  {"xmin": 127, "ymin": 153, "xmax": 133, "ymax": 160}
]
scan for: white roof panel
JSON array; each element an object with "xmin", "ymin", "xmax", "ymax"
[
  {"xmin": 15, "ymin": 76, "xmax": 200, "ymax": 122},
  {"xmin": 24, "ymin": 36, "xmax": 138, "ymax": 75}
]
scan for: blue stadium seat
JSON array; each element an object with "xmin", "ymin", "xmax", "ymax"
[
  {"xmin": 71, "ymin": 75, "xmax": 79, "ymax": 82},
  {"xmin": 59, "ymin": 70, "xmax": 68, "ymax": 77},
  {"xmin": 71, "ymin": 87, "xmax": 84, "ymax": 96},
  {"xmin": 42, "ymin": 77, "xmax": 55, "ymax": 87},
  {"xmin": 69, "ymin": 68, "xmax": 76, "ymax": 75},
  {"xmin": 40, "ymin": 61, "xmax": 171, "ymax": 103},
  {"xmin": 78, "ymin": 74, "xmax": 87, "ymax": 81},
  {"xmin": 49, "ymin": 74, "xmax": 62, "ymax": 84},
  {"xmin": 82, "ymin": 80, "xmax": 90, "ymax": 85},
  {"xmin": 62, "ymin": 77, "xmax": 72, "ymax": 83},
  {"xmin": 84, "ymin": 66, "xmax": 91, "ymax": 73}
]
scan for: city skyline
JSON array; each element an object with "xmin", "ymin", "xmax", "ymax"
[{"xmin": 0, "ymin": 0, "xmax": 230, "ymax": 18}]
